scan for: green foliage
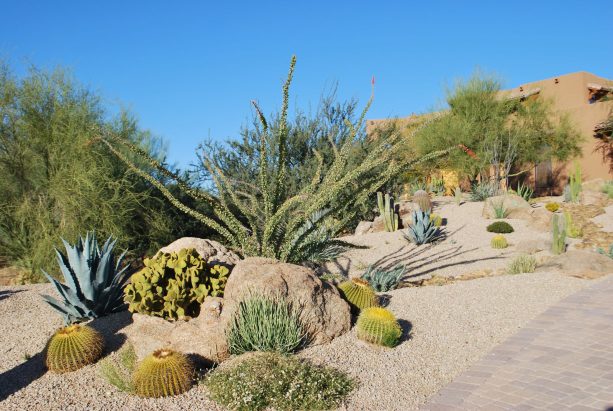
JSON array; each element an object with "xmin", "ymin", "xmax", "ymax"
[
  {"xmin": 403, "ymin": 210, "xmax": 442, "ymax": 245},
  {"xmin": 486, "ymin": 221, "xmax": 514, "ymax": 234},
  {"xmin": 602, "ymin": 181, "xmax": 613, "ymax": 199},
  {"xmin": 40, "ymin": 232, "xmax": 131, "ymax": 325},
  {"xmin": 490, "ymin": 234, "xmax": 508, "ymax": 249},
  {"xmin": 133, "ymin": 349, "xmax": 194, "ymax": 398},
  {"xmin": 124, "ymin": 248, "xmax": 229, "ymax": 320},
  {"xmin": 453, "ymin": 186, "xmax": 463, "ymax": 205},
  {"xmin": 428, "ymin": 177, "xmax": 445, "ymax": 196},
  {"xmin": 356, "ymin": 307, "xmax": 402, "ymax": 348},
  {"xmin": 569, "ymin": 161, "xmax": 582, "ymax": 203},
  {"xmin": 516, "ymin": 182, "xmax": 533, "ymax": 201},
  {"xmin": 413, "ymin": 189, "xmax": 432, "ymax": 212},
  {"xmin": 377, "ymin": 192, "xmax": 398, "ymax": 232},
  {"xmin": 597, "ymin": 244, "xmax": 613, "ymax": 259},
  {"xmin": 470, "ymin": 180, "xmax": 500, "ymax": 201},
  {"xmin": 45, "ymin": 324, "xmax": 104, "ymax": 373},
  {"xmin": 564, "ymin": 212, "xmax": 582, "ymax": 238},
  {"xmin": 337, "ymin": 278, "xmax": 379, "ymax": 311},
  {"xmin": 552, "ymin": 214, "xmax": 566, "ymax": 255},
  {"xmin": 545, "ymin": 202, "xmax": 560, "ymax": 212},
  {"xmin": 0, "ymin": 63, "xmax": 200, "ymax": 283},
  {"xmin": 205, "ymin": 352, "xmax": 355, "ymax": 411},
  {"xmin": 360, "ymin": 265, "xmax": 406, "ymax": 292},
  {"xmin": 99, "ymin": 343, "xmax": 137, "ymax": 393},
  {"xmin": 492, "ymin": 199, "xmax": 508, "ymax": 219},
  {"xmin": 99, "ymin": 57, "xmax": 449, "ymax": 264},
  {"xmin": 413, "ymin": 72, "xmax": 583, "ymax": 186},
  {"xmin": 407, "ymin": 178, "xmax": 428, "ymax": 195},
  {"xmin": 506, "ymin": 255, "xmax": 537, "ymax": 274},
  {"xmin": 430, "ymin": 213, "xmax": 443, "ymax": 227},
  {"xmin": 226, "ymin": 293, "xmax": 306, "ymax": 355}
]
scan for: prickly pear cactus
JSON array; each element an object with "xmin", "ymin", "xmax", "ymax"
[
  {"xmin": 337, "ymin": 278, "xmax": 378, "ymax": 311},
  {"xmin": 124, "ymin": 248, "xmax": 230, "ymax": 320},
  {"xmin": 490, "ymin": 234, "xmax": 508, "ymax": 249},
  {"xmin": 133, "ymin": 348, "xmax": 194, "ymax": 397},
  {"xmin": 356, "ymin": 307, "xmax": 402, "ymax": 347},
  {"xmin": 45, "ymin": 324, "xmax": 104, "ymax": 373}
]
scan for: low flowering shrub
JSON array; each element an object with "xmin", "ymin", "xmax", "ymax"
[{"xmin": 205, "ymin": 352, "xmax": 355, "ymax": 411}]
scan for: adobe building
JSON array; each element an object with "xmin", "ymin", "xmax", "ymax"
[{"xmin": 369, "ymin": 71, "xmax": 613, "ymax": 194}]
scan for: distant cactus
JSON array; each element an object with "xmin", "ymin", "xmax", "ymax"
[
  {"xmin": 412, "ymin": 190, "xmax": 432, "ymax": 213},
  {"xmin": 377, "ymin": 192, "xmax": 398, "ymax": 232},
  {"xmin": 453, "ymin": 186, "xmax": 463, "ymax": 205},
  {"xmin": 430, "ymin": 213, "xmax": 443, "ymax": 227},
  {"xmin": 356, "ymin": 307, "xmax": 402, "ymax": 348},
  {"xmin": 337, "ymin": 278, "xmax": 378, "ymax": 311},
  {"xmin": 133, "ymin": 349, "xmax": 194, "ymax": 398},
  {"xmin": 545, "ymin": 202, "xmax": 560, "ymax": 212},
  {"xmin": 569, "ymin": 162, "xmax": 582, "ymax": 203},
  {"xmin": 564, "ymin": 211, "xmax": 582, "ymax": 238},
  {"xmin": 490, "ymin": 235, "xmax": 508, "ymax": 249},
  {"xmin": 552, "ymin": 214, "xmax": 566, "ymax": 255},
  {"xmin": 45, "ymin": 324, "xmax": 104, "ymax": 373}
]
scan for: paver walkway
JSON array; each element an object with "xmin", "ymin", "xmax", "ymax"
[{"xmin": 423, "ymin": 275, "xmax": 613, "ymax": 411}]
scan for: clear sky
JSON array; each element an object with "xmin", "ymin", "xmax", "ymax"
[{"xmin": 1, "ymin": 1, "xmax": 612, "ymax": 169}]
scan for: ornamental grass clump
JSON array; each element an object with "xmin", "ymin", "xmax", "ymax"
[
  {"xmin": 98, "ymin": 56, "xmax": 449, "ymax": 265},
  {"xmin": 227, "ymin": 294, "xmax": 306, "ymax": 355},
  {"xmin": 486, "ymin": 221, "xmax": 514, "ymax": 234},
  {"xmin": 507, "ymin": 255, "xmax": 537, "ymax": 274},
  {"xmin": 205, "ymin": 352, "xmax": 355, "ymax": 411}
]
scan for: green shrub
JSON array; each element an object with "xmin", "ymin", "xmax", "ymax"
[
  {"xmin": 602, "ymin": 181, "xmax": 613, "ymax": 199},
  {"xmin": 205, "ymin": 352, "xmax": 355, "ymax": 411},
  {"xmin": 124, "ymin": 248, "xmax": 229, "ymax": 320},
  {"xmin": 507, "ymin": 255, "xmax": 537, "ymax": 274},
  {"xmin": 597, "ymin": 244, "xmax": 613, "ymax": 259},
  {"xmin": 361, "ymin": 265, "xmax": 406, "ymax": 292},
  {"xmin": 226, "ymin": 294, "xmax": 306, "ymax": 355},
  {"xmin": 486, "ymin": 221, "xmax": 514, "ymax": 233}
]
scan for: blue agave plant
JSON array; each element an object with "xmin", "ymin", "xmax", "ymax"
[
  {"xmin": 403, "ymin": 210, "xmax": 441, "ymax": 245},
  {"xmin": 41, "ymin": 232, "xmax": 132, "ymax": 324}
]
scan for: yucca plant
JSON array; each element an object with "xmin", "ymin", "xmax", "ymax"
[
  {"xmin": 515, "ymin": 182, "xmax": 533, "ymax": 201},
  {"xmin": 41, "ymin": 231, "xmax": 131, "ymax": 325},
  {"xmin": 403, "ymin": 210, "xmax": 442, "ymax": 245},
  {"xmin": 97, "ymin": 57, "xmax": 449, "ymax": 264}
]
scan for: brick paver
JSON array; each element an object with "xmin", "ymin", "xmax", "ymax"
[{"xmin": 423, "ymin": 275, "xmax": 613, "ymax": 411}]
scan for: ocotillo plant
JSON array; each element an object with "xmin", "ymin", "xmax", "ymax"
[
  {"xmin": 377, "ymin": 192, "xmax": 398, "ymax": 232},
  {"xmin": 98, "ymin": 57, "xmax": 450, "ymax": 264},
  {"xmin": 551, "ymin": 213, "xmax": 566, "ymax": 255}
]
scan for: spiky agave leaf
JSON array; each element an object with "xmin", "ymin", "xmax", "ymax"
[{"xmin": 41, "ymin": 231, "xmax": 132, "ymax": 324}]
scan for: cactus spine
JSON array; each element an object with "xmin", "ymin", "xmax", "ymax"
[
  {"xmin": 356, "ymin": 307, "xmax": 402, "ymax": 348},
  {"xmin": 552, "ymin": 214, "xmax": 566, "ymax": 255},
  {"xmin": 337, "ymin": 278, "xmax": 378, "ymax": 311},
  {"xmin": 490, "ymin": 234, "xmax": 508, "ymax": 249},
  {"xmin": 45, "ymin": 324, "xmax": 104, "ymax": 373},
  {"xmin": 377, "ymin": 192, "xmax": 398, "ymax": 232},
  {"xmin": 133, "ymin": 349, "xmax": 194, "ymax": 397}
]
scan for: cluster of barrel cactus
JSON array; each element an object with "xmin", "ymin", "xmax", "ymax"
[
  {"xmin": 124, "ymin": 248, "xmax": 230, "ymax": 321},
  {"xmin": 490, "ymin": 234, "xmax": 508, "ymax": 249},
  {"xmin": 337, "ymin": 278, "xmax": 378, "ymax": 312},
  {"xmin": 356, "ymin": 307, "xmax": 402, "ymax": 348},
  {"xmin": 45, "ymin": 324, "xmax": 105, "ymax": 373},
  {"xmin": 133, "ymin": 349, "xmax": 194, "ymax": 397}
]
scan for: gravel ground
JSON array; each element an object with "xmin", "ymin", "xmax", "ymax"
[
  {"xmin": 324, "ymin": 200, "xmax": 550, "ymax": 280},
  {"xmin": 0, "ymin": 272, "xmax": 589, "ymax": 411}
]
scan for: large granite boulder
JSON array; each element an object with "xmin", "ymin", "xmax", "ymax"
[
  {"xmin": 124, "ymin": 297, "xmax": 229, "ymax": 363},
  {"xmin": 158, "ymin": 237, "xmax": 240, "ymax": 266},
  {"xmin": 482, "ymin": 194, "xmax": 532, "ymax": 219},
  {"xmin": 223, "ymin": 257, "xmax": 351, "ymax": 345},
  {"xmin": 528, "ymin": 208, "xmax": 554, "ymax": 232},
  {"xmin": 538, "ymin": 250, "xmax": 613, "ymax": 279}
]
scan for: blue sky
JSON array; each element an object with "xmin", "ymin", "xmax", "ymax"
[{"xmin": 1, "ymin": 1, "xmax": 612, "ymax": 169}]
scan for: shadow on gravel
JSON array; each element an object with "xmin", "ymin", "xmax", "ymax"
[
  {"xmin": 0, "ymin": 289, "xmax": 24, "ymax": 302},
  {"xmin": 89, "ymin": 310, "xmax": 133, "ymax": 358},
  {"xmin": 398, "ymin": 319, "xmax": 413, "ymax": 342},
  {"xmin": 0, "ymin": 351, "xmax": 46, "ymax": 401}
]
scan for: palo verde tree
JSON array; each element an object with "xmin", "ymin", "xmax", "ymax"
[
  {"xmin": 414, "ymin": 72, "xmax": 582, "ymax": 188},
  {"xmin": 99, "ymin": 56, "xmax": 448, "ymax": 264}
]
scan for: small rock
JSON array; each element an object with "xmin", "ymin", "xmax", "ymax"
[
  {"xmin": 158, "ymin": 237, "xmax": 240, "ymax": 266},
  {"xmin": 354, "ymin": 221, "xmax": 373, "ymax": 235}
]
